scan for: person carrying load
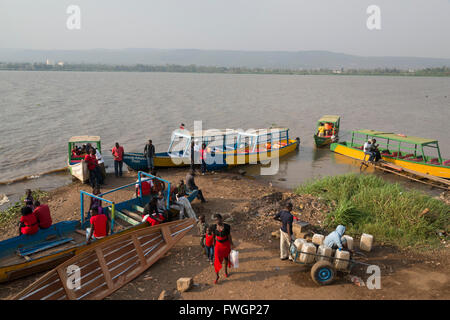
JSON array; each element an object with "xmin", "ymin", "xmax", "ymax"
[{"xmin": 324, "ymin": 225, "xmax": 352, "ymax": 252}]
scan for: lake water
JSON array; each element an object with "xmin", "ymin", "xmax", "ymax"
[{"xmin": 0, "ymin": 71, "xmax": 449, "ymax": 206}]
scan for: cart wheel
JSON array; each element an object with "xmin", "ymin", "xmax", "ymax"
[{"xmin": 311, "ymin": 261, "xmax": 335, "ymax": 286}]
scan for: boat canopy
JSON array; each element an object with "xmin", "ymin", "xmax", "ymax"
[
  {"xmin": 173, "ymin": 129, "xmax": 237, "ymax": 139},
  {"xmin": 353, "ymin": 130, "xmax": 437, "ymax": 146},
  {"xmin": 237, "ymin": 127, "xmax": 289, "ymax": 137},
  {"xmin": 318, "ymin": 115, "xmax": 340, "ymax": 124},
  {"xmin": 68, "ymin": 136, "xmax": 101, "ymax": 143}
]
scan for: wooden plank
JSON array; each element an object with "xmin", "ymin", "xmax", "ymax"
[
  {"xmin": 115, "ymin": 210, "xmax": 139, "ymax": 226},
  {"xmin": 95, "ymin": 247, "xmax": 113, "ymax": 291},
  {"xmin": 161, "ymin": 225, "xmax": 174, "ymax": 246},
  {"xmin": 121, "ymin": 209, "xmax": 142, "ymax": 222},
  {"xmin": 18, "ymin": 238, "xmax": 74, "ymax": 257},
  {"xmin": 132, "ymin": 205, "xmax": 144, "ymax": 213},
  {"xmin": 132, "ymin": 234, "xmax": 146, "ymax": 265},
  {"xmin": 56, "ymin": 266, "xmax": 77, "ymax": 300}
]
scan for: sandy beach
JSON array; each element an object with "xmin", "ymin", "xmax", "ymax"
[{"xmin": 1, "ymin": 168, "xmax": 449, "ymax": 300}]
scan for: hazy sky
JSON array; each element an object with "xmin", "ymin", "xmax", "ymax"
[{"xmin": 1, "ymin": 0, "xmax": 449, "ymax": 58}]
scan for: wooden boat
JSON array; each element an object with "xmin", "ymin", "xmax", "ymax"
[
  {"xmin": 331, "ymin": 130, "xmax": 450, "ymax": 179},
  {"xmin": 0, "ymin": 172, "xmax": 198, "ymax": 283},
  {"xmin": 67, "ymin": 136, "xmax": 101, "ymax": 183},
  {"xmin": 123, "ymin": 127, "xmax": 299, "ymax": 171},
  {"xmin": 314, "ymin": 115, "xmax": 340, "ymax": 147},
  {"xmin": 13, "ymin": 218, "xmax": 195, "ymax": 300}
]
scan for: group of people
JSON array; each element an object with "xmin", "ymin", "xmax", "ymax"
[
  {"xmin": 317, "ymin": 122, "xmax": 335, "ymax": 137},
  {"xmin": 18, "ymin": 189, "xmax": 52, "ymax": 236},
  {"xmin": 198, "ymin": 213, "xmax": 235, "ymax": 284},
  {"xmin": 363, "ymin": 138, "xmax": 381, "ymax": 162},
  {"xmin": 274, "ymin": 202, "xmax": 353, "ymax": 262}
]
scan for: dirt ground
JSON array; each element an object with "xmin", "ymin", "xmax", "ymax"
[{"xmin": 1, "ymin": 168, "xmax": 449, "ymax": 300}]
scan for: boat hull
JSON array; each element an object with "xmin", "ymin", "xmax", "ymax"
[
  {"xmin": 330, "ymin": 142, "xmax": 450, "ymax": 179},
  {"xmin": 124, "ymin": 139, "xmax": 299, "ymax": 170},
  {"xmin": 314, "ymin": 135, "xmax": 333, "ymax": 147},
  {"xmin": 68, "ymin": 160, "xmax": 89, "ymax": 182}
]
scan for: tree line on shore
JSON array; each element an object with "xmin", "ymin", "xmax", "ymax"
[{"xmin": 1, "ymin": 62, "xmax": 449, "ymax": 77}]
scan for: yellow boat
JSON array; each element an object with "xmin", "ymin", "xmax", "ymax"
[
  {"xmin": 330, "ymin": 129, "xmax": 450, "ymax": 179},
  {"xmin": 123, "ymin": 127, "xmax": 299, "ymax": 171}
]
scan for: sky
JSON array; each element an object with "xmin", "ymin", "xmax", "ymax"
[{"xmin": 1, "ymin": 0, "xmax": 449, "ymax": 58}]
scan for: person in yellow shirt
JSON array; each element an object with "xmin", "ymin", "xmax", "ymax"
[{"xmin": 317, "ymin": 124, "xmax": 325, "ymax": 137}]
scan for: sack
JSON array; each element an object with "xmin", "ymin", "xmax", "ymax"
[{"xmin": 230, "ymin": 250, "xmax": 239, "ymax": 269}]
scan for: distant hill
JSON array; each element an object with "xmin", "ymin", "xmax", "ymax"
[{"xmin": 1, "ymin": 48, "xmax": 449, "ymax": 69}]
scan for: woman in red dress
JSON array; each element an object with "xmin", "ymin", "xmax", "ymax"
[{"xmin": 211, "ymin": 213, "xmax": 234, "ymax": 284}]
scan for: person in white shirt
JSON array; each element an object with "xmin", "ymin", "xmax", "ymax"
[
  {"xmin": 363, "ymin": 139, "xmax": 378, "ymax": 162},
  {"xmin": 95, "ymin": 148, "xmax": 106, "ymax": 181}
]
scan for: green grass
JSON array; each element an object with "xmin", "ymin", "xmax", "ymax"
[
  {"xmin": 295, "ymin": 174, "xmax": 450, "ymax": 248},
  {"xmin": 0, "ymin": 190, "xmax": 49, "ymax": 227}
]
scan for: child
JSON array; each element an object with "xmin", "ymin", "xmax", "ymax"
[
  {"xmin": 197, "ymin": 214, "xmax": 206, "ymax": 249},
  {"xmin": 19, "ymin": 206, "xmax": 39, "ymax": 236},
  {"xmin": 24, "ymin": 189, "xmax": 34, "ymax": 210},
  {"xmin": 204, "ymin": 225, "xmax": 214, "ymax": 264}
]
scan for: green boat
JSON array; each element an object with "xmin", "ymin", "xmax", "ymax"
[{"xmin": 314, "ymin": 115, "xmax": 340, "ymax": 147}]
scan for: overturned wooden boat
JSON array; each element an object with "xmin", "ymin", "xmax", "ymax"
[
  {"xmin": 13, "ymin": 218, "xmax": 195, "ymax": 300},
  {"xmin": 0, "ymin": 172, "xmax": 197, "ymax": 283}
]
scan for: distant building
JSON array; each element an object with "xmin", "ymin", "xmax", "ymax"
[
  {"xmin": 57, "ymin": 61, "xmax": 64, "ymax": 66},
  {"xmin": 45, "ymin": 59, "xmax": 54, "ymax": 66}
]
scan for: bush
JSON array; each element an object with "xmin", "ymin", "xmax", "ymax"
[
  {"xmin": 0, "ymin": 190, "xmax": 49, "ymax": 226},
  {"xmin": 296, "ymin": 174, "xmax": 450, "ymax": 247}
]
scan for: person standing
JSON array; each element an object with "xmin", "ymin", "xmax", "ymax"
[
  {"xmin": 111, "ymin": 142, "xmax": 124, "ymax": 177},
  {"xmin": 200, "ymin": 143, "xmax": 207, "ymax": 174},
  {"xmin": 274, "ymin": 203, "xmax": 295, "ymax": 261},
  {"xmin": 211, "ymin": 214, "xmax": 234, "ymax": 284},
  {"xmin": 190, "ymin": 141, "xmax": 195, "ymax": 171},
  {"xmin": 144, "ymin": 139, "xmax": 156, "ymax": 172},
  {"xmin": 95, "ymin": 148, "xmax": 106, "ymax": 182},
  {"xmin": 84, "ymin": 149, "xmax": 101, "ymax": 188}
]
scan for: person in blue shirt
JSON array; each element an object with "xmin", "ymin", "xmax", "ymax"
[
  {"xmin": 324, "ymin": 225, "xmax": 350, "ymax": 251},
  {"xmin": 274, "ymin": 203, "xmax": 295, "ymax": 261}
]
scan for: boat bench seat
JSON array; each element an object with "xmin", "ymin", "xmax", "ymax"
[{"xmin": 17, "ymin": 237, "xmax": 74, "ymax": 257}]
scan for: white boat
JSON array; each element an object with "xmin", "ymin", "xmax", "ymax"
[{"xmin": 67, "ymin": 136, "xmax": 101, "ymax": 182}]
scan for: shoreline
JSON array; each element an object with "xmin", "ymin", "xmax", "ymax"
[{"xmin": 1, "ymin": 168, "xmax": 449, "ymax": 299}]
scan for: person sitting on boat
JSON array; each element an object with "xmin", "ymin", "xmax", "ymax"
[
  {"xmin": 24, "ymin": 189, "xmax": 34, "ymax": 210},
  {"xmin": 324, "ymin": 225, "xmax": 352, "ymax": 252},
  {"xmin": 71, "ymin": 146, "xmax": 79, "ymax": 158},
  {"xmin": 180, "ymin": 123, "xmax": 185, "ymax": 130},
  {"xmin": 317, "ymin": 123, "xmax": 325, "ymax": 137},
  {"xmin": 363, "ymin": 139, "xmax": 374, "ymax": 161},
  {"xmin": 86, "ymin": 207, "xmax": 109, "ymax": 244},
  {"xmin": 142, "ymin": 198, "xmax": 165, "ymax": 226},
  {"xmin": 177, "ymin": 179, "xmax": 187, "ymax": 196},
  {"xmin": 156, "ymin": 191, "xmax": 169, "ymax": 221},
  {"xmin": 176, "ymin": 191, "xmax": 198, "ymax": 221},
  {"xmin": 19, "ymin": 206, "xmax": 39, "ymax": 236},
  {"xmin": 144, "ymin": 139, "xmax": 156, "ymax": 172},
  {"xmin": 32, "ymin": 200, "xmax": 52, "ymax": 229},
  {"xmin": 370, "ymin": 139, "xmax": 381, "ymax": 162},
  {"xmin": 150, "ymin": 170, "xmax": 165, "ymax": 195},
  {"xmin": 135, "ymin": 178, "xmax": 152, "ymax": 197},
  {"xmin": 186, "ymin": 170, "xmax": 206, "ymax": 203}
]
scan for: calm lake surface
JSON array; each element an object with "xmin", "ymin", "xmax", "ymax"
[{"xmin": 0, "ymin": 71, "xmax": 449, "ymax": 206}]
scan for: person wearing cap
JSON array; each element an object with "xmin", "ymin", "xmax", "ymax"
[{"xmin": 144, "ymin": 139, "xmax": 156, "ymax": 172}]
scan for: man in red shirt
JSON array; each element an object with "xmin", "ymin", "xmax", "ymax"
[
  {"xmin": 111, "ymin": 142, "xmax": 124, "ymax": 178},
  {"xmin": 19, "ymin": 206, "xmax": 39, "ymax": 236},
  {"xmin": 84, "ymin": 149, "xmax": 101, "ymax": 187},
  {"xmin": 86, "ymin": 207, "xmax": 109, "ymax": 244},
  {"xmin": 32, "ymin": 200, "xmax": 52, "ymax": 229}
]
